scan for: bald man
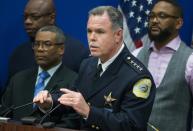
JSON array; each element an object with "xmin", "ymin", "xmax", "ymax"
[{"xmin": 7, "ymin": 0, "xmax": 89, "ymax": 81}]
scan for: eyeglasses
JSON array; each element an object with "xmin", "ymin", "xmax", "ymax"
[
  {"xmin": 32, "ymin": 41, "xmax": 63, "ymax": 50},
  {"xmin": 24, "ymin": 13, "xmax": 52, "ymax": 21},
  {"xmin": 148, "ymin": 12, "xmax": 179, "ymax": 21}
]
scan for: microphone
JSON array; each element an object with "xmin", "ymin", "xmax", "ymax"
[
  {"xmin": 0, "ymin": 105, "xmax": 14, "ymax": 117},
  {"xmin": 0, "ymin": 101, "xmax": 34, "ymax": 117},
  {"xmin": 0, "ymin": 85, "xmax": 58, "ymax": 118},
  {"xmin": 147, "ymin": 122, "xmax": 159, "ymax": 131},
  {"xmin": 38, "ymin": 103, "xmax": 61, "ymax": 128}
]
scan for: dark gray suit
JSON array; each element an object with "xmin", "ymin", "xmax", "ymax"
[{"xmin": 0, "ymin": 64, "xmax": 77, "ymax": 120}]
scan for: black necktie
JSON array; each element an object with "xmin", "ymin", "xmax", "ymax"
[{"xmin": 95, "ymin": 64, "xmax": 103, "ymax": 79}]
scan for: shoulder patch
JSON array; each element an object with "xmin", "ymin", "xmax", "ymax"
[
  {"xmin": 125, "ymin": 56, "xmax": 143, "ymax": 73},
  {"xmin": 132, "ymin": 78, "xmax": 152, "ymax": 99}
]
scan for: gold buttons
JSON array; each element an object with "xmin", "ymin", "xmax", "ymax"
[
  {"xmin": 96, "ymin": 126, "xmax": 100, "ymax": 130},
  {"xmin": 91, "ymin": 125, "xmax": 95, "ymax": 128},
  {"xmin": 91, "ymin": 124, "xmax": 100, "ymax": 130}
]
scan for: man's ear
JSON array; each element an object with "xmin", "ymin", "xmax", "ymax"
[
  {"xmin": 175, "ymin": 17, "xmax": 183, "ymax": 30},
  {"xmin": 58, "ymin": 45, "xmax": 65, "ymax": 56},
  {"xmin": 114, "ymin": 28, "xmax": 123, "ymax": 44},
  {"xmin": 49, "ymin": 12, "xmax": 56, "ymax": 25}
]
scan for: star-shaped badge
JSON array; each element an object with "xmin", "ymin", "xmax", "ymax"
[{"xmin": 104, "ymin": 92, "xmax": 116, "ymax": 107}]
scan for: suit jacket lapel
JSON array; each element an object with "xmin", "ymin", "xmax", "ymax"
[
  {"xmin": 44, "ymin": 65, "xmax": 65, "ymax": 93},
  {"xmin": 23, "ymin": 68, "xmax": 37, "ymax": 111},
  {"xmin": 78, "ymin": 58, "xmax": 97, "ymax": 99},
  {"xmin": 87, "ymin": 58, "xmax": 98, "ymax": 77}
]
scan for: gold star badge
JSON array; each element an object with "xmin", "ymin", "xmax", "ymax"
[{"xmin": 104, "ymin": 92, "xmax": 116, "ymax": 107}]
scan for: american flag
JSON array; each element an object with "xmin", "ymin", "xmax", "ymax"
[{"xmin": 119, "ymin": 0, "xmax": 155, "ymax": 50}]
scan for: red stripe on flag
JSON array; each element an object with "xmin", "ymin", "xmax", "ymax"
[{"xmin": 134, "ymin": 40, "xmax": 143, "ymax": 48}]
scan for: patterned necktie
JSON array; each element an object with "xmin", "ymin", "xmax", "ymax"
[{"xmin": 33, "ymin": 71, "xmax": 50, "ymax": 108}]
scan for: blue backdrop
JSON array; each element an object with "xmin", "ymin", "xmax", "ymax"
[
  {"xmin": 0, "ymin": 0, "xmax": 118, "ymax": 91},
  {"xmin": 0, "ymin": 0, "xmax": 192, "ymax": 91},
  {"xmin": 177, "ymin": 0, "xmax": 193, "ymax": 46}
]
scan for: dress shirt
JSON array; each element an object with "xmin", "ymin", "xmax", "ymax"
[
  {"xmin": 98, "ymin": 44, "xmax": 125, "ymax": 76},
  {"xmin": 36, "ymin": 62, "xmax": 62, "ymax": 113},
  {"xmin": 35, "ymin": 62, "xmax": 62, "ymax": 88},
  {"xmin": 132, "ymin": 36, "xmax": 193, "ymax": 95}
]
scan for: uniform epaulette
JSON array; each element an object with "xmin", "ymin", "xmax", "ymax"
[{"xmin": 125, "ymin": 55, "xmax": 143, "ymax": 73}]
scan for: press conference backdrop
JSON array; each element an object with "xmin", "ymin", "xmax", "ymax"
[
  {"xmin": 0, "ymin": 0, "xmax": 118, "ymax": 91},
  {"xmin": 0, "ymin": 0, "xmax": 193, "ymax": 92}
]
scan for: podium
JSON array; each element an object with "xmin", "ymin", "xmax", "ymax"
[{"xmin": 0, "ymin": 121, "xmax": 84, "ymax": 131}]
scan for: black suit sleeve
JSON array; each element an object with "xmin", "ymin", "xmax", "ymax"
[{"xmin": 0, "ymin": 77, "xmax": 14, "ymax": 116}]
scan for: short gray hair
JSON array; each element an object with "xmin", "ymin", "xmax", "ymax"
[
  {"xmin": 89, "ymin": 6, "xmax": 123, "ymax": 30},
  {"xmin": 37, "ymin": 25, "xmax": 65, "ymax": 44}
]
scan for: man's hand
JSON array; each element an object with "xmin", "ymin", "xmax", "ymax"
[
  {"xmin": 33, "ymin": 90, "xmax": 53, "ymax": 110},
  {"xmin": 58, "ymin": 88, "xmax": 90, "ymax": 118}
]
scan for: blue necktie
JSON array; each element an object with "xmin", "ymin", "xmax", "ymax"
[{"xmin": 33, "ymin": 71, "xmax": 50, "ymax": 108}]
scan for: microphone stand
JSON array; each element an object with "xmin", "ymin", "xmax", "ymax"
[
  {"xmin": 39, "ymin": 104, "xmax": 61, "ymax": 124},
  {"xmin": 1, "ymin": 102, "xmax": 34, "ymax": 117},
  {"xmin": 1, "ymin": 88, "xmax": 56, "ymax": 117}
]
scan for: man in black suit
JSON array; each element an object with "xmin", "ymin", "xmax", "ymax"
[
  {"xmin": 7, "ymin": 0, "xmax": 88, "ymax": 80},
  {"xmin": 34, "ymin": 6, "xmax": 156, "ymax": 131},
  {"xmin": 0, "ymin": 26, "xmax": 77, "ymax": 121}
]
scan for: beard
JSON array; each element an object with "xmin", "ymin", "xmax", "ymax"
[{"xmin": 148, "ymin": 26, "xmax": 172, "ymax": 43}]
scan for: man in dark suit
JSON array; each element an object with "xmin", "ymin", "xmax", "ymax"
[
  {"xmin": 0, "ymin": 26, "xmax": 77, "ymax": 121},
  {"xmin": 7, "ymin": 0, "xmax": 88, "ymax": 80},
  {"xmin": 34, "ymin": 6, "xmax": 156, "ymax": 131}
]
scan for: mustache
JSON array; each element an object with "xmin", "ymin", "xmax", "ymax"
[
  {"xmin": 148, "ymin": 23, "xmax": 161, "ymax": 30},
  {"xmin": 89, "ymin": 42, "xmax": 99, "ymax": 47}
]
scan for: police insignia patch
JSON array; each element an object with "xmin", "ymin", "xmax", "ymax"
[{"xmin": 132, "ymin": 78, "xmax": 152, "ymax": 99}]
